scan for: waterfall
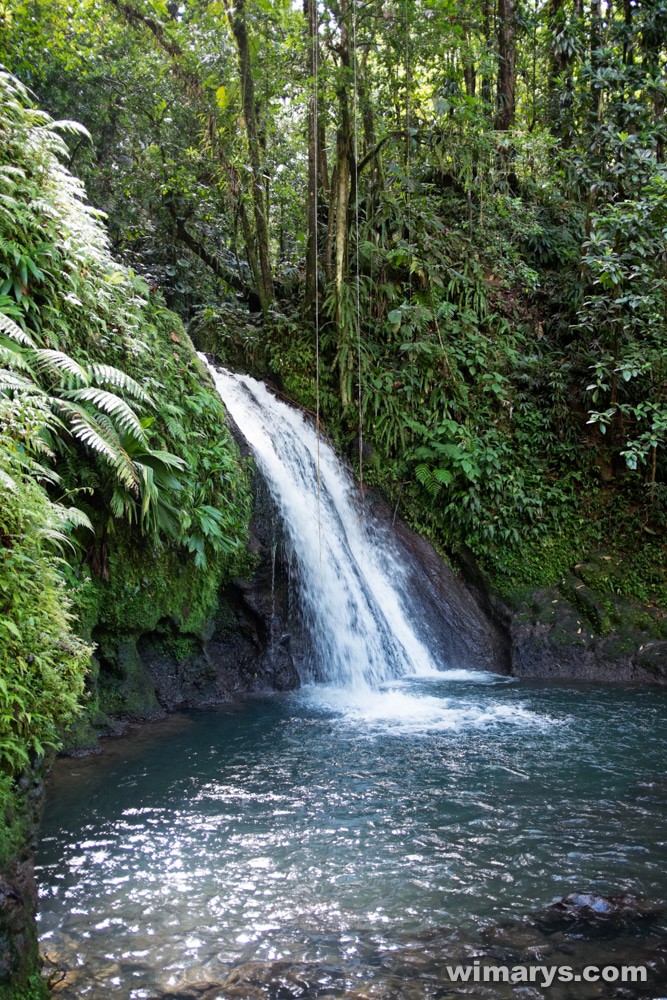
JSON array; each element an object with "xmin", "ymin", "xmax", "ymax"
[{"xmin": 203, "ymin": 361, "xmax": 440, "ymax": 691}]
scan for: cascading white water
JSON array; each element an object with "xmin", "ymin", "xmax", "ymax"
[{"xmin": 202, "ymin": 360, "xmax": 440, "ymax": 691}]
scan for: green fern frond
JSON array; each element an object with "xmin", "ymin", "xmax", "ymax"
[
  {"xmin": 31, "ymin": 349, "xmax": 89, "ymax": 382},
  {"xmin": 55, "ymin": 401, "xmax": 139, "ymax": 492},
  {"xmin": 0, "ymin": 312, "xmax": 36, "ymax": 348},
  {"xmin": 163, "ymin": 414, "xmax": 187, "ymax": 442},
  {"xmin": 0, "ymin": 371, "xmax": 38, "ymax": 392},
  {"xmin": 62, "ymin": 387, "xmax": 147, "ymax": 443},
  {"xmin": 0, "ymin": 469, "xmax": 17, "ymax": 490},
  {"xmin": 36, "ymin": 527, "xmax": 75, "ymax": 554},
  {"xmin": 89, "ymin": 363, "xmax": 153, "ymax": 405},
  {"xmin": 433, "ymin": 468, "xmax": 454, "ymax": 486},
  {"xmin": 110, "ymin": 488, "xmax": 130, "ymax": 519},
  {"xmin": 51, "ymin": 503, "xmax": 94, "ymax": 533},
  {"xmin": 415, "ymin": 464, "xmax": 442, "ymax": 497},
  {"xmin": 44, "ymin": 119, "xmax": 92, "ymax": 139}
]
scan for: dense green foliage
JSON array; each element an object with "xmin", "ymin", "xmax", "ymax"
[
  {"xmin": 1, "ymin": 0, "xmax": 663, "ymax": 608},
  {"xmin": 0, "ymin": 468, "xmax": 90, "ymax": 775},
  {"xmin": 0, "ymin": 75, "xmax": 251, "ymax": 993},
  {"xmin": 0, "ymin": 70, "xmax": 251, "ymax": 772}
]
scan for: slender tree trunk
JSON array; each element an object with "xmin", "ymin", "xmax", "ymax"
[
  {"xmin": 358, "ymin": 49, "xmax": 382, "ymax": 220},
  {"xmin": 326, "ymin": 0, "xmax": 353, "ymax": 319},
  {"xmin": 495, "ymin": 0, "xmax": 516, "ymax": 129},
  {"xmin": 622, "ymin": 0, "xmax": 633, "ymax": 66},
  {"xmin": 304, "ymin": 0, "xmax": 319, "ymax": 313},
  {"xmin": 334, "ymin": 143, "xmax": 351, "ymax": 303},
  {"xmin": 548, "ymin": 0, "xmax": 565, "ymax": 125},
  {"xmin": 590, "ymin": 0, "xmax": 602, "ymax": 120},
  {"xmin": 481, "ymin": 0, "xmax": 493, "ymax": 110},
  {"xmin": 548, "ymin": 0, "xmax": 577, "ymax": 143},
  {"xmin": 463, "ymin": 31, "xmax": 477, "ymax": 97},
  {"xmin": 227, "ymin": 0, "xmax": 274, "ymax": 314}
]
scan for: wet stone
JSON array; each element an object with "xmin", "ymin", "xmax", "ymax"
[
  {"xmin": 147, "ymin": 982, "xmax": 232, "ymax": 1000},
  {"xmin": 49, "ymin": 968, "xmax": 81, "ymax": 992},
  {"xmin": 530, "ymin": 893, "xmax": 664, "ymax": 938}
]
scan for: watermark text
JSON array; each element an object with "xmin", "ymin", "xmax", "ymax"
[{"xmin": 445, "ymin": 961, "xmax": 647, "ymax": 989}]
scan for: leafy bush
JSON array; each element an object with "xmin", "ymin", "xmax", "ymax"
[
  {"xmin": 0, "ymin": 456, "xmax": 90, "ymax": 774},
  {"xmin": 0, "ymin": 69, "xmax": 250, "ymax": 571}
]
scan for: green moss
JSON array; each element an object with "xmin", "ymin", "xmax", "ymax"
[
  {"xmin": 94, "ymin": 636, "xmax": 160, "ymax": 716},
  {"xmin": 91, "ymin": 538, "xmax": 221, "ymax": 636},
  {"xmin": 0, "ymin": 780, "xmax": 24, "ymax": 873},
  {"xmin": 0, "ymin": 974, "xmax": 48, "ymax": 1000},
  {"xmin": 153, "ymin": 634, "xmax": 201, "ymax": 664}
]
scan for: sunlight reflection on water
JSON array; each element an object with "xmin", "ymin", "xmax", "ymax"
[{"xmin": 37, "ymin": 681, "xmax": 667, "ymax": 998}]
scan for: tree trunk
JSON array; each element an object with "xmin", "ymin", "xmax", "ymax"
[
  {"xmin": 227, "ymin": 0, "xmax": 274, "ymax": 314},
  {"xmin": 590, "ymin": 0, "xmax": 602, "ymax": 120},
  {"xmin": 548, "ymin": 0, "xmax": 576, "ymax": 143},
  {"xmin": 304, "ymin": 0, "xmax": 319, "ymax": 313},
  {"xmin": 481, "ymin": 0, "xmax": 493, "ymax": 110},
  {"xmin": 622, "ymin": 0, "xmax": 633, "ymax": 66},
  {"xmin": 463, "ymin": 32, "xmax": 477, "ymax": 97},
  {"xmin": 495, "ymin": 0, "xmax": 516, "ymax": 130},
  {"xmin": 358, "ymin": 49, "xmax": 382, "ymax": 220},
  {"xmin": 334, "ymin": 142, "xmax": 351, "ymax": 307}
]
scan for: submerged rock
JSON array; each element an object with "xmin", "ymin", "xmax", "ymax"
[
  {"xmin": 530, "ymin": 892, "xmax": 664, "ymax": 938},
  {"xmin": 148, "ymin": 982, "xmax": 237, "ymax": 1000},
  {"xmin": 223, "ymin": 958, "xmax": 346, "ymax": 996}
]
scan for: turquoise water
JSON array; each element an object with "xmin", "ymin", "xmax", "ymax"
[{"xmin": 37, "ymin": 675, "xmax": 667, "ymax": 997}]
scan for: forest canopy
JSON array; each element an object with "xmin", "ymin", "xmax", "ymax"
[{"xmin": 0, "ymin": 0, "xmax": 665, "ymax": 589}]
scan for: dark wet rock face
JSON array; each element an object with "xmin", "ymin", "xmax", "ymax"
[
  {"xmin": 0, "ymin": 770, "xmax": 45, "ymax": 995},
  {"xmin": 509, "ymin": 595, "xmax": 667, "ymax": 684},
  {"xmin": 370, "ymin": 498, "xmax": 511, "ymax": 676},
  {"xmin": 0, "ymin": 864, "xmax": 37, "ymax": 985},
  {"xmin": 502, "ymin": 551, "xmax": 667, "ymax": 685},
  {"xmin": 91, "ymin": 474, "xmax": 302, "ymax": 722}
]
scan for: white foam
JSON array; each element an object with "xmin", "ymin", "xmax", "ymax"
[
  {"xmin": 390, "ymin": 668, "xmax": 512, "ymax": 684},
  {"xmin": 300, "ymin": 685, "xmax": 554, "ymax": 735}
]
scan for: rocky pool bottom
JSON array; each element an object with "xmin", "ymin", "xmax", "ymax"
[{"xmin": 37, "ymin": 675, "xmax": 667, "ymax": 999}]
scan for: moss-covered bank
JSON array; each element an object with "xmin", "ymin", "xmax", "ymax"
[{"xmin": 0, "ymin": 73, "xmax": 253, "ymax": 996}]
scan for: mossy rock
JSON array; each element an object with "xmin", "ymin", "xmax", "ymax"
[
  {"xmin": 559, "ymin": 574, "xmax": 614, "ymax": 635},
  {"xmin": 95, "ymin": 635, "xmax": 161, "ymax": 717}
]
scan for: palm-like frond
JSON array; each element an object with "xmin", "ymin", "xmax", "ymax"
[
  {"xmin": 0, "ymin": 370, "xmax": 38, "ymax": 392},
  {"xmin": 0, "ymin": 469, "xmax": 17, "ymax": 491},
  {"xmin": 43, "ymin": 119, "xmax": 92, "ymax": 139},
  {"xmin": 55, "ymin": 400, "xmax": 139, "ymax": 492},
  {"xmin": 50, "ymin": 503, "xmax": 94, "ymax": 533}
]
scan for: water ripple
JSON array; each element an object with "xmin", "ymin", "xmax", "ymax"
[{"xmin": 37, "ymin": 683, "xmax": 667, "ymax": 998}]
